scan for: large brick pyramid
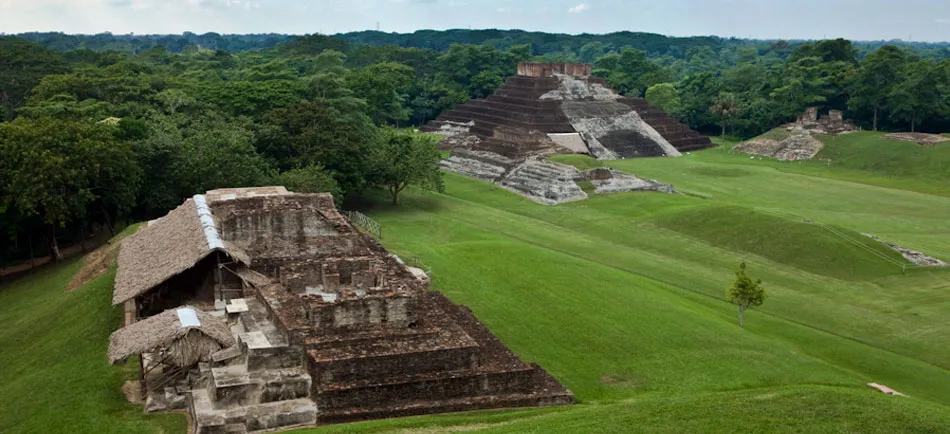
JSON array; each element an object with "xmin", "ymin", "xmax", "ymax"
[{"xmin": 424, "ymin": 62, "xmax": 714, "ymax": 160}]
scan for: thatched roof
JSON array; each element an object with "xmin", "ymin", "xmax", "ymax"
[
  {"xmin": 113, "ymin": 197, "xmax": 243, "ymax": 305},
  {"xmin": 108, "ymin": 306, "xmax": 235, "ymax": 366}
]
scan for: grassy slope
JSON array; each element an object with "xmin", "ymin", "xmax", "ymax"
[
  {"xmin": 4, "ymin": 134, "xmax": 950, "ymax": 433},
  {"xmin": 0, "ymin": 262, "xmax": 186, "ymax": 433},
  {"xmin": 719, "ymin": 131, "xmax": 950, "ymax": 197}
]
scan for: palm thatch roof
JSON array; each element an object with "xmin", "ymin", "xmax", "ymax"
[
  {"xmin": 108, "ymin": 306, "xmax": 235, "ymax": 366},
  {"xmin": 112, "ymin": 197, "xmax": 244, "ymax": 305}
]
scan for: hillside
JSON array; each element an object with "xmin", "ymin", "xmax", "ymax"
[
  {"xmin": 725, "ymin": 131, "xmax": 950, "ymax": 196},
  {"xmin": 3, "ymin": 137, "xmax": 950, "ymax": 432}
]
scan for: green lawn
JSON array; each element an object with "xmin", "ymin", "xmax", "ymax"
[{"xmin": 4, "ymin": 134, "xmax": 950, "ymax": 433}]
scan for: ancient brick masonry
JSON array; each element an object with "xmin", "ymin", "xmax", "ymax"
[
  {"xmin": 184, "ymin": 190, "xmax": 574, "ymax": 432},
  {"xmin": 424, "ymin": 62, "xmax": 714, "ymax": 159},
  {"xmin": 424, "ymin": 62, "xmax": 696, "ymax": 204}
]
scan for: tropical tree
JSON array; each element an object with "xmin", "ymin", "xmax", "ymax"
[
  {"xmin": 0, "ymin": 117, "xmax": 141, "ymax": 259},
  {"xmin": 348, "ymin": 62, "xmax": 416, "ymax": 125},
  {"xmin": 849, "ymin": 45, "xmax": 907, "ymax": 130},
  {"xmin": 726, "ymin": 262, "xmax": 766, "ymax": 328},
  {"xmin": 370, "ymin": 129, "xmax": 444, "ymax": 205},
  {"xmin": 644, "ymin": 83, "xmax": 681, "ymax": 114},
  {"xmin": 710, "ymin": 92, "xmax": 742, "ymax": 136},
  {"xmin": 888, "ymin": 59, "xmax": 940, "ymax": 132}
]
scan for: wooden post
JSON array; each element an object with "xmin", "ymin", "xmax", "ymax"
[{"xmin": 214, "ymin": 252, "xmax": 223, "ymax": 301}]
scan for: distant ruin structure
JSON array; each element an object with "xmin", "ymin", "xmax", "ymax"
[
  {"xmin": 109, "ymin": 187, "xmax": 573, "ymax": 433},
  {"xmin": 787, "ymin": 107, "xmax": 857, "ymax": 135},
  {"xmin": 424, "ymin": 62, "xmax": 710, "ymax": 204}
]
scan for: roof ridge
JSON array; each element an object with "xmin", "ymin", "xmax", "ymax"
[{"xmin": 193, "ymin": 194, "xmax": 224, "ymax": 250}]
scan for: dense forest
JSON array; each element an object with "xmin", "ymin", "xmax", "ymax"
[{"xmin": 2, "ymin": 30, "xmax": 950, "ymax": 266}]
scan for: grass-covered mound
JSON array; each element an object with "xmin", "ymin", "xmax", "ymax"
[
  {"xmin": 655, "ymin": 205, "xmax": 907, "ymax": 280},
  {"xmin": 815, "ymin": 132, "xmax": 950, "ymax": 179}
]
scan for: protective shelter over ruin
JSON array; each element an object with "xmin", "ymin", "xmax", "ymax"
[
  {"xmin": 424, "ymin": 62, "xmax": 707, "ymax": 204},
  {"xmin": 110, "ymin": 187, "xmax": 573, "ymax": 433}
]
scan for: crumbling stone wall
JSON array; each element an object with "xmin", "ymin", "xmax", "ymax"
[{"xmin": 518, "ymin": 62, "xmax": 591, "ymax": 77}]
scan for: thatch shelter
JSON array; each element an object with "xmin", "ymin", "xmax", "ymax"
[
  {"xmin": 108, "ymin": 306, "xmax": 235, "ymax": 367},
  {"xmin": 113, "ymin": 196, "xmax": 250, "ymax": 323}
]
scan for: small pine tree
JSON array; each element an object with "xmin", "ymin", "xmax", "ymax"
[{"xmin": 727, "ymin": 262, "xmax": 766, "ymax": 327}]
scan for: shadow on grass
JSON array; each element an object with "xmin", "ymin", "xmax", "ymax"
[{"xmin": 342, "ymin": 188, "xmax": 446, "ymax": 215}]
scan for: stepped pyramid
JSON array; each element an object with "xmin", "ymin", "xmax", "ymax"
[
  {"xmin": 111, "ymin": 188, "xmax": 574, "ymax": 433},
  {"xmin": 424, "ymin": 62, "xmax": 702, "ymax": 204},
  {"xmin": 424, "ymin": 62, "xmax": 714, "ymax": 159}
]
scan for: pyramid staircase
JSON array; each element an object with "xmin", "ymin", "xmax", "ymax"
[
  {"xmin": 618, "ymin": 98, "xmax": 713, "ymax": 152},
  {"xmin": 425, "ymin": 70, "xmax": 714, "ymax": 157}
]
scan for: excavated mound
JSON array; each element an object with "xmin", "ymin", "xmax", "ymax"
[
  {"xmin": 735, "ymin": 134, "xmax": 824, "ymax": 161},
  {"xmin": 426, "ymin": 62, "xmax": 689, "ymax": 204},
  {"xmin": 883, "ymin": 133, "xmax": 950, "ymax": 146}
]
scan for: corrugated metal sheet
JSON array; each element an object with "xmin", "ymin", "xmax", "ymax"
[{"xmin": 192, "ymin": 194, "xmax": 225, "ymax": 250}]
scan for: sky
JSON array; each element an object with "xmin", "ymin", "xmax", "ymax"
[{"xmin": 1, "ymin": 0, "xmax": 949, "ymax": 42}]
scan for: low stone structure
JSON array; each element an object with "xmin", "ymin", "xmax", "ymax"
[
  {"xmin": 883, "ymin": 133, "xmax": 950, "ymax": 146},
  {"xmin": 110, "ymin": 187, "xmax": 574, "ymax": 433},
  {"xmin": 786, "ymin": 107, "xmax": 857, "ymax": 135},
  {"xmin": 863, "ymin": 233, "xmax": 947, "ymax": 267},
  {"xmin": 734, "ymin": 134, "xmax": 824, "ymax": 161},
  {"xmin": 425, "ymin": 62, "xmax": 693, "ymax": 204}
]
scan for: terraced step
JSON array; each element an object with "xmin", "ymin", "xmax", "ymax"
[
  {"xmin": 316, "ymin": 366, "xmax": 539, "ymax": 410},
  {"xmin": 191, "ymin": 390, "xmax": 317, "ymax": 434},
  {"xmin": 318, "ymin": 390, "xmax": 575, "ymax": 424}
]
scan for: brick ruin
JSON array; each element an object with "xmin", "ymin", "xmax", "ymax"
[
  {"xmin": 424, "ymin": 62, "xmax": 709, "ymax": 204},
  {"xmin": 111, "ymin": 188, "xmax": 573, "ymax": 433},
  {"xmin": 787, "ymin": 107, "xmax": 858, "ymax": 135}
]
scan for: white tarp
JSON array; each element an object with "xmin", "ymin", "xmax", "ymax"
[{"xmin": 547, "ymin": 133, "xmax": 590, "ymax": 154}]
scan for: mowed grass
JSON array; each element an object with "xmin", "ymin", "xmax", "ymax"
[
  {"xmin": 0, "ymin": 262, "xmax": 186, "ymax": 433},
  {"xmin": 5, "ymin": 133, "xmax": 950, "ymax": 433},
  {"xmin": 721, "ymin": 130, "xmax": 950, "ymax": 196}
]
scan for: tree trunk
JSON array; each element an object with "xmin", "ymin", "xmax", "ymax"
[
  {"xmin": 390, "ymin": 187, "xmax": 399, "ymax": 205},
  {"xmin": 721, "ymin": 118, "xmax": 727, "ymax": 137},
  {"xmin": 79, "ymin": 221, "xmax": 87, "ymax": 254},
  {"xmin": 738, "ymin": 305, "xmax": 745, "ymax": 328},
  {"xmin": 911, "ymin": 114, "xmax": 916, "ymax": 133},
  {"xmin": 101, "ymin": 205, "xmax": 115, "ymax": 237},
  {"xmin": 873, "ymin": 107, "xmax": 879, "ymax": 131},
  {"xmin": 48, "ymin": 224, "xmax": 64, "ymax": 262}
]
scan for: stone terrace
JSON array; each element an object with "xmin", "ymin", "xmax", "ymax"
[{"xmin": 187, "ymin": 191, "xmax": 574, "ymax": 432}]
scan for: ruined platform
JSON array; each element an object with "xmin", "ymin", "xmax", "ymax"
[
  {"xmin": 424, "ymin": 62, "xmax": 702, "ymax": 204},
  {"xmin": 111, "ymin": 188, "xmax": 573, "ymax": 433}
]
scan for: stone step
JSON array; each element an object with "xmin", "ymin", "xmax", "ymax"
[
  {"xmin": 317, "ymin": 391, "xmax": 575, "ymax": 424},
  {"xmin": 316, "ymin": 366, "xmax": 539, "ymax": 410},
  {"xmin": 192, "ymin": 389, "xmax": 317, "ymax": 434}
]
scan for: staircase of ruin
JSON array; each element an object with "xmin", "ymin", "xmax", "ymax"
[
  {"xmin": 618, "ymin": 98, "xmax": 713, "ymax": 152},
  {"xmin": 190, "ymin": 298, "xmax": 317, "ymax": 434},
  {"xmin": 305, "ymin": 292, "xmax": 574, "ymax": 423},
  {"xmin": 226, "ymin": 272, "xmax": 576, "ymax": 426},
  {"xmin": 498, "ymin": 158, "xmax": 587, "ymax": 205},
  {"xmin": 424, "ymin": 71, "xmax": 715, "ymax": 158}
]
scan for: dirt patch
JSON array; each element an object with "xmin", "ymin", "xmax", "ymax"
[
  {"xmin": 121, "ymin": 380, "xmax": 144, "ymax": 404},
  {"xmin": 883, "ymin": 133, "xmax": 950, "ymax": 146},
  {"xmin": 65, "ymin": 240, "xmax": 122, "ymax": 291},
  {"xmin": 600, "ymin": 373, "xmax": 649, "ymax": 388}
]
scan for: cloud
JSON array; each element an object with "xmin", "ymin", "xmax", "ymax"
[
  {"xmin": 937, "ymin": 18, "xmax": 950, "ymax": 24},
  {"xmin": 568, "ymin": 3, "xmax": 590, "ymax": 13}
]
